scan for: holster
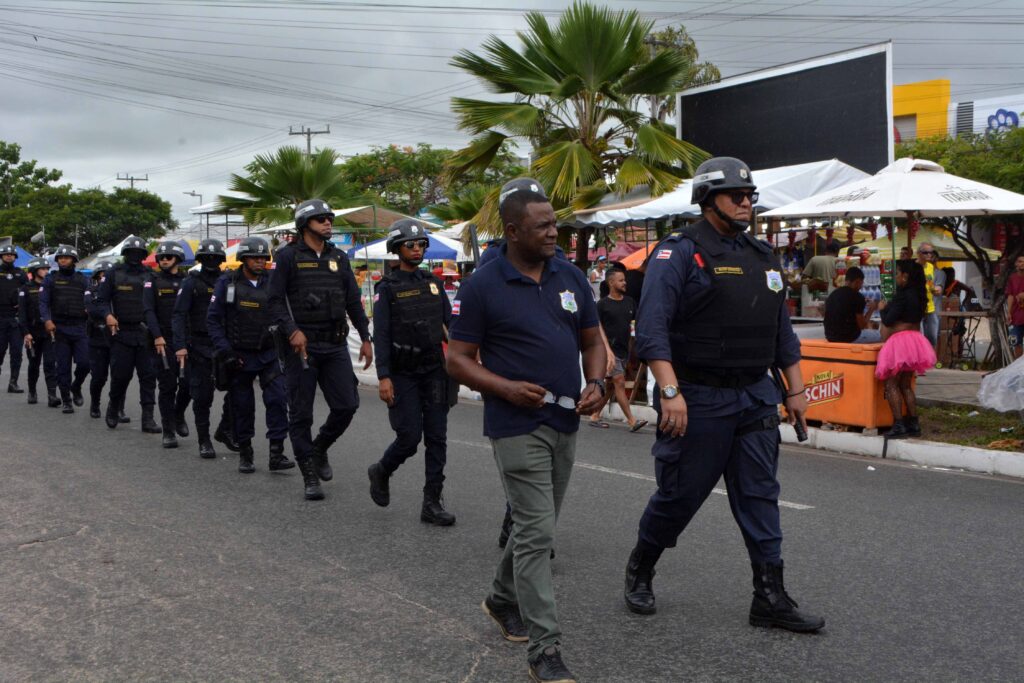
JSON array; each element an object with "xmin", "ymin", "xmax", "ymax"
[{"xmin": 213, "ymin": 350, "xmax": 236, "ymax": 391}]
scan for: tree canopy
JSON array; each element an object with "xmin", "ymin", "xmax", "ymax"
[{"xmin": 0, "ymin": 141, "xmax": 63, "ymax": 210}]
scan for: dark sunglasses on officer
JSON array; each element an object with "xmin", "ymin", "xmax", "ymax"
[
  {"xmin": 311, "ymin": 214, "xmax": 334, "ymax": 224},
  {"xmin": 724, "ymin": 190, "xmax": 759, "ymax": 205},
  {"xmin": 157, "ymin": 254, "xmax": 177, "ymax": 261},
  {"xmin": 401, "ymin": 239, "xmax": 429, "ymax": 250}
]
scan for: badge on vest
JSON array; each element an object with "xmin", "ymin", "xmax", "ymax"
[
  {"xmin": 329, "ymin": 260, "xmax": 338, "ymax": 272},
  {"xmin": 766, "ymin": 269, "xmax": 784, "ymax": 292},
  {"xmin": 429, "ymin": 283, "xmax": 439, "ymax": 296},
  {"xmin": 559, "ymin": 290, "xmax": 577, "ymax": 313},
  {"xmin": 714, "ymin": 267, "xmax": 744, "ymax": 275}
]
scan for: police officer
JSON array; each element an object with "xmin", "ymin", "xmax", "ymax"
[
  {"xmin": 91, "ymin": 235, "xmax": 159, "ymax": 432},
  {"xmin": 86, "ymin": 261, "xmax": 128, "ymax": 422},
  {"xmin": 145, "ymin": 241, "xmax": 191, "ymax": 448},
  {"xmin": 267, "ymin": 199, "xmax": 372, "ymax": 501},
  {"xmin": 367, "ymin": 219, "xmax": 455, "ymax": 526},
  {"xmin": 207, "ymin": 236, "xmax": 293, "ymax": 474},
  {"xmin": 17, "ymin": 258, "xmax": 59, "ymax": 406},
  {"xmin": 39, "ymin": 245, "xmax": 91, "ymax": 413},
  {"xmin": 622, "ymin": 157, "xmax": 824, "ymax": 633},
  {"xmin": 173, "ymin": 238, "xmax": 236, "ymax": 459},
  {"xmin": 0, "ymin": 244, "xmax": 27, "ymax": 393}
]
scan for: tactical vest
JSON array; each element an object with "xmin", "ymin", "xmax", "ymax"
[
  {"xmin": 111, "ymin": 266, "xmax": 149, "ymax": 325},
  {"xmin": 50, "ymin": 271, "xmax": 88, "ymax": 322},
  {"xmin": 22, "ymin": 282, "xmax": 44, "ymax": 331},
  {"xmin": 386, "ymin": 274, "xmax": 445, "ymax": 373},
  {"xmin": 151, "ymin": 270, "xmax": 182, "ymax": 337},
  {"xmin": 286, "ymin": 246, "xmax": 351, "ymax": 331},
  {"xmin": 226, "ymin": 272, "xmax": 273, "ymax": 352},
  {"xmin": 88, "ymin": 278, "xmax": 110, "ymax": 346},
  {"xmin": 0, "ymin": 266, "xmax": 24, "ymax": 315},
  {"xmin": 670, "ymin": 221, "xmax": 785, "ymax": 374},
  {"xmin": 186, "ymin": 270, "xmax": 219, "ymax": 341}
]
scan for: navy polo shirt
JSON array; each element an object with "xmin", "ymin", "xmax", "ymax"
[{"xmin": 450, "ymin": 246, "xmax": 599, "ymax": 439}]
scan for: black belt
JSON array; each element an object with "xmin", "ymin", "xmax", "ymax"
[
  {"xmin": 678, "ymin": 366, "xmax": 765, "ymax": 389},
  {"xmin": 736, "ymin": 413, "xmax": 781, "ymax": 436},
  {"xmin": 303, "ymin": 328, "xmax": 344, "ymax": 344}
]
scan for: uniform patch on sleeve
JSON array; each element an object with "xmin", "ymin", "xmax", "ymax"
[
  {"xmin": 209, "ymin": 295, "xmax": 216, "ymax": 303},
  {"xmin": 144, "ymin": 281, "xmax": 152, "ymax": 288},
  {"xmin": 452, "ymin": 300, "xmax": 461, "ymax": 315},
  {"xmin": 656, "ymin": 249, "xmax": 673, "ymax": 260}
]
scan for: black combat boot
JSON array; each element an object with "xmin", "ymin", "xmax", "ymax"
[
  {"xmin": 27, "ymin": 386, "xmax": 38, "ymax": 404},
  {"xmin": 105, "ymin": 402, "xmax": 120, "ymax": 429},
  {"xmin": 624, "ymin": 543, "xmax": 661, "ymax": 615},
  {"xmin": 118, "ymin": 410, "xmax": 130, "ymax": 424},
  {"xmin": 197, "ymin": 430, "xmax": 216, "ymax": 459},
  {"xmin": 296, "ymin": 456, "xmax": 324, "ymax": 500},
  {"xmin": 498, "ymin": 506, "xmax": 513, "ymax": 548},
  {"xmin": 7, "ymin": 380, "xmax": 23, "ymax": 394},
  {"xmin": 268, "ymin": 439, "xmax": 295, "ymax": 471},
  {"xmin": 749, "ymin": 561, "xmax": 825, "ymax": 633},
  {"xmin": 238, "ymin": 441, "xmax": 255, "ymax": 474},
  {"xmin": 161, "ymin": 420, "xmax": 179, "ymax": 449},
  {"xmin": 367, "ymin": 462, "xmax": 391, "ymax": 507},
  {"xmin": 310, "ymin": 435, "xmax": 333, "ymax": 481},
  {"xmin": 141, "ymin": 406, "xmax": 161, "ymax": 433},
  {"xmin": 47, "ymin": 389, "xmax": 61, "ymax": 408},
  {"xmin": 61, "ymin": 390, "xmax": 74, "ymax": 414},
  {"xmin": 71, "ymin": 381, "xmax": 84, "ymax": 407},
  {"xmin": 89, "ymin": 397, "xmax": 101, "ymax": 418},
  {"xmin": 421, "ymin": 484, "xmax": 456, "ymax": 526},
  {"xmin": 887, "ymin": 419, "xmax": 909, "ymax": 439},
  {"xmin": 906, "ymin": 415, "xmax": 921, "ymax": 437},
  {"xmin": 174, "ymin": 411, "xmax": 189, "ymax": 438},
  {"xmin": 214, "ymin": 423, "xmax": 240, "ymax": 452}
]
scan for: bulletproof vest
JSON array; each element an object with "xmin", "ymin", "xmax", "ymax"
[
  {"xmin": 286, "ymin": 246, "xmax": 351, "ymax": 330},
  {"xmin": 186, "ymin": 270, "xmax": 219, "ymax": 340},
  {"xmin": 670, "ymin": 221, "xmax": 785, "ymax": 372},
  {"xmin": 226, "ymin": 272, "xmax": 273, "ymax": 352},
  {"xmin": 0, "ymin": 266, "xmax": 24, "ymax": 315},
  {"xmin": 151, "ymin": 270, "xmax": 183, "ymax": 337},
  {"xmin": 386, "ymin": 273, "xmax": 445, "ymax": 373},
  {"xmin": 110, "ymin": 266, "xmax": 149, "ymax": 325},
  {"xmin": 89, "ymin": 278, "xmax": 110, "ymax": 346},
  {"xmin": 22, "ymin": 282, "xmax": 43, "ymax": 330},
  {"xmin": 49, "ymin": 271, "xmax": 88, "ymax": 322}
]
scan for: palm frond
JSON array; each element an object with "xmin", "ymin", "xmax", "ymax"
[
  {"xmin": 635, "ymin": 123, "xmax": 709, "ymax": 173},
  {"xmin": 619, "ymin": 50, "xmax": 693, "ymax": 95},
  {"xmin": 612, "ymin": 156, "xmax": 654, "ymax": 194},
  {"xmin": 532, "ymin": 140, "xmax": 600, "ymax": 203},
  {"xmin": 444, "ymin": 131, "xmax": 509, "ymax": 183},
  {"xmin": 451, "ymin": 99, "xmax": 542, "ymax": 136}
]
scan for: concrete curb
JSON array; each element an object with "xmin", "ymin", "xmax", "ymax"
[{"xmin": 354, "ymin": 371, "xmax": 1024, "ymax": 480}]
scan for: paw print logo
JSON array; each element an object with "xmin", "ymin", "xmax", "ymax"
[{"xmin": 986, "ymin": 108, "xmax": 1020, "ymax": 134}]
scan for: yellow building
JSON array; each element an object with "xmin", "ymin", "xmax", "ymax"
[{"xmin": 893, "ymin": 79, "xmax": 950, "ymax": 142}]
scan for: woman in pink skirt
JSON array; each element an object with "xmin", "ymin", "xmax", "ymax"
[{"xmin": 876, "ymin": 259, "xmax": 936, "ymax": 438}]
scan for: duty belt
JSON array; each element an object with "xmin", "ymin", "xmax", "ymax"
[
  {"xmin": 735, "ymin": 413, "xmax": 781, "ymax": 436},
  {"xmin": 677, "ymin": 366, "xmax": 765, "ymax": 389},
  {"xmin": 304, "ymin": 328, "xmax": 345, "ymax": 344}
]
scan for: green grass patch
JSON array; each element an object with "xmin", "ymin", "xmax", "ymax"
[{"xmin": 918, "ymin": 405, "xmax": 1024, "ymax": 451}]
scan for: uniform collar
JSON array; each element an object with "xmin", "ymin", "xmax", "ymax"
[{"xmin": 296, "ymin": 239, "xmax": 335, "ymax": 256}]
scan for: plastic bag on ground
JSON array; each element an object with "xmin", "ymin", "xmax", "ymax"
[{"xmin": 977, "ymin": 354, "xmax": 1024, "ymax": 412}]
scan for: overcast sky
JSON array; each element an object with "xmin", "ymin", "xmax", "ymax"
[{"xmin": 1, "ymin": 0, "xmax": 1021, "ymax": 232}]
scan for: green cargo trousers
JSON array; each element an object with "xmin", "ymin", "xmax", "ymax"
[{"xmin": 489, "ymin": 424, "xmax": 577, "ymax": 660}]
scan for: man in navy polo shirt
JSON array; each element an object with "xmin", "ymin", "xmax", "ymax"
[{"xmin": 447, "ymin": 178, "xmax": 606, "ymax": 683}]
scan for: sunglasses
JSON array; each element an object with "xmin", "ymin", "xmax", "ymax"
[
  {"xmin": 725, "ymin": 191, "xmax": 758, "ymax": 205},
  {"xmin": 311, "ymin": 214, "xmax": 334, "ymax": 223},
  {"xmin": 918, "ymin": 250, "xmax": 936, "ymax": 255},
  {"xmin": 157, "ymin": 255, "xmax": 177, "ymax": 261},
  {"xmin": 402, "ymin": 239, "xmax": 429, "ymax": 250},
  {"xmin": 543, "ymin": 391, "xmax": 577, "ymax": 410}
]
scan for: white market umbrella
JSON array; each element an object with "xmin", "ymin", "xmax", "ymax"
[
  {"xmin": 762, "ymin": 158, "xmax": 1024, "ymax": 219},
  {"xmin": 347, "ymin": 231, "xmax": 470, "ymax": 262}
]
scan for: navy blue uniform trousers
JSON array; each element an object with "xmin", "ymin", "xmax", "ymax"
[
  {"xmin": 54, "ymin": 326, "xmax": 90, "ymax": 394},
  {"xmin": 25, "ymin": 334, "xmax": 56, "ymax": 394},
  {"xmin": 0, "ymin": 316, "xmax": 23, "ymax": 380},
  {"xmin": 152, "ymin": 348, "xmax": 190, "ymax": 425},
  {"xmin": 187, "ymin": 351, "xmax": 231, "ymax": 440},
  {"xmin": 89, "ymin": 344, "xmax": 110, "ymax": 406},
  {"xmin": 230, "ymin": 357, "xmax": 287, "ymax": 443},
  {"xmin": 284, "ymin": 342, "xmax": 359, "ymax": 461},
  {"xmin": 380, "ymin": 367, "xmax": 449, "ymax": 487},
  {"xmin": 107, "ymin": 329, "xmax": 156, "ymax": 413},
  {"xmin": 638, "ymin": 401, "xmax": 783, "ymax": 564}
]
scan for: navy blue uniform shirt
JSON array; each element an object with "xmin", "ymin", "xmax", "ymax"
[
  {"xmin": 373, "ymin": 268, "xmax": 452, "ymax": 380},
  {"xmin": 207, "ymin": 272, "xmax": 277, "ymax": 371},
  {"xmin": 39, "ymin": 270, "xmax": 91, "ymax": 330},
  {"xmin": 636, "ymin": 228, "xmax": 800, "ymax": 417},
  {"xmin": 450, "ymin": 245, "xmax": 599, "ymax": 439}
]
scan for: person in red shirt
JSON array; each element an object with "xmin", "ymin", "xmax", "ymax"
[{"xmin": 1005, "ymin": 255, "xmax": 1024, "ymax": 358}]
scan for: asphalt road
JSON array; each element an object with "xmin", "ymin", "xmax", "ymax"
[{"xmin": 1, "ymin": 367, "xmax": 1022, "ymax": 682}]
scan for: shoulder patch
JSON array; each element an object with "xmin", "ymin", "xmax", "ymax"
[
  {"xmin": 451, "ymin": 300, "xmax": 461, "ymax": 315},
  {"xmin": 656, "ymin": 249, "xmax": 673, "ymax": 260}
]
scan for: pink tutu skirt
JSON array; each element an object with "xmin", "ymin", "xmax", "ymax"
[{"xmin": 875, "ymin": 330, "xmax": 937, "ymax": 379}]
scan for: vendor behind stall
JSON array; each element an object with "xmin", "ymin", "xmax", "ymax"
[
  {"xmin": 799, "ymin": 241, "xmax": 840, "ymax": 316},
  {"xmin": 824, "ymin": 266, "xmax": 880, "ymax": 344}
]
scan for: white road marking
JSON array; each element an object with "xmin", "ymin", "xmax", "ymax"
[{"xmin": 450, "ymin": 439, "xmax": 815, "ymax": 511}]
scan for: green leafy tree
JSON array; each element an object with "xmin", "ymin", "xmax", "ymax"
[
  {"xmin": 0, "ymin": 141, "xmax": 63, "ymax": 209},
  {"xmin": 340, "ymin": 144, "xmax": 449, "ymax": 215},
  {"xmin": 644, "ymin": 25, "xmax": 720, "ymax": 122},
  {"xmin": 446, "ymin": 1, "xmax": 711, "ymax": 237},
  {"xmin": 218, "ymin": 146, "xmax": 367, "ymax": 227}
]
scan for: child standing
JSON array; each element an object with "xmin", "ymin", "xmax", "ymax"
[{"xmin": 876, "ymin": 259, "xmax": 937, "ymax": 438}]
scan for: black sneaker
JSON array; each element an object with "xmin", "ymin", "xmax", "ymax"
[
  {"xmin": 528, "ymin": 646, "xmax": 576, "ymax": 683},
  {"xmin": 481, "ymin": 596, "xmax": 527, "ymax": 643},
  {"xmin": 368, "ymin": 462, "xmax": 391, "ymax": 507}
]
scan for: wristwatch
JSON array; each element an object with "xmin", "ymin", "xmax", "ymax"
[
  {"xmin": 586, "ymin": 379, "xmax": 605, "ymax": 396},
  {"xmin": 660, "ymin": 384, "xmax": 680, "ymax": 399}
]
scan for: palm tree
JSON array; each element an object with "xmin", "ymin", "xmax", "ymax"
[
  {"xmin": 446, "ymin": 2, "xmax": 711, "ymax": 237},
  {"xmin": 218, "ymin": 146, "xmax": 367, "ymax": 228}
]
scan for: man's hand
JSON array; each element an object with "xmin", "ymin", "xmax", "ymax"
[
  {"xmin": 359, "ymin": 340, "xmax": 373, "ymax": 370},
  {"xmin": 378, "ymin": 377, "xmax": 395, "ymax": 406},
  {"xmin": 289, "ymin": 329, "xmax": 307, "ymax": 359},
  {"xmin": 576, "ymin": 383, "xmax": 604, "ymax": 415},
  {"xmin": 44, "ymin": 320, "xmax": 56, "ymax": 335},
  {"xmin": 176, "ymin": 348, "xmax": 188, "ymax": 363},
  {"xmin": 659, "ymin": 395, "xmax": 688, "ymax": 438},
  {"xmin": 501, "ymin": 380, "xmax": 547, "ymax": 409},
  {"xmin": 154, "ymin": 336, "xmax": 166, "ymax": 356},
  {"xmin": 105, "ymin": 314, "xmax": 119, "ymax": 335},
  {"xmin": 604, "ymin": 346, "xmax": 616, "ymax": 376},
  {"xmin": 23, "ymin": 333, "xmax": 33, "ymax": 348},
  {"xmin": 783, "ymin": 392, "xmax": 809, "ymax": 433}
]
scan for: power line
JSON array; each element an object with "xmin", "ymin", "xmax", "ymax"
[{"xmin": 116, "ymin": 173, "xmax": 148, "ymax": 189}]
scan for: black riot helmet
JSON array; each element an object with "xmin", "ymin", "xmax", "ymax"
[
  {"xmin": 91, "ymin": 260, "xmax": 114, "ymax": 277},
  {"xmin": 196, "ymin": 238, "xmax": 226, "ymax": 259},
  {"xmin": 26, "ymin": 257, "xmax": 49, "ymax": 277},
  {"xmin": 155, "ymin": 240, "xmax": 185, "ymax": 262},
  {"xmin": 690, "ymin": 156, "xmax": 758, "ymax": 232},
  {"xmin": 294, "ymin": 198, "xmax": 334, "ymax": 231},
  {"xmin": 54, "ymin": 244, "xmax": 80, "ymax": 263},
  {"xmin": 386, "ymin": 219, "xmax": 430, "ymax": 254},
  {"xmin": 0, "ymin": 244, "xmax": 16, "ymax": 257},
  {"xmin": 120, "ymin": 235, "xmax": 148, "ymax": 259},
  {"xmin": 235, "ymin": 236, "xmax": 271, "ymax": 260}
]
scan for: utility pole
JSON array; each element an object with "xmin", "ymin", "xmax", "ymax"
[
  {"xmin": 116, "ymin": 173, "xmax": 149, "ymax": 189},
  {"xmin": 289, "ymin": 124, "xmax": 330, "ymax": 157},
  {"xmin": 184, "ymin": 190, "xmax": 205, "ymax": 239}
]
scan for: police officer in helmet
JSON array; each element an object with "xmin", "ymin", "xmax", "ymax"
[
  {"xmin": 39, "ymin": 244, "xmax": 92, "ymax": 413},
  {"xmin": 17, "ymin": 257, "xmax": 59, "ymax": 406},
  {"xmin": 91, "ymin": 235, "xmax": 159, "ymax": 432},
  {"xmin": 207, "ymin": 237, "xmax": 293, "ymax": 474},
  {"xmin": 268, "ymin": 199, "xmax": 372, "ymax": 501},
  {"xmin": 173, "ymin": 238, "xmax": 237, "ymax": 459},
  {"xmin": 145, "ymin": 240, "xmax": 192, "ymax": 448},
  {"xmin": 622, "ymin": 157, "xmax": 824, "ymax": 633},
  {"xmin": 367, "ymin": 219, "xmax": 455, "ymax": 526},
  {"xmin": 87, "ymin": 261, "xmax": 128, "ymax": 422},
  {"xmin": 0, "ymin": 243, "xmax": 28, "ymax": 393}
]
